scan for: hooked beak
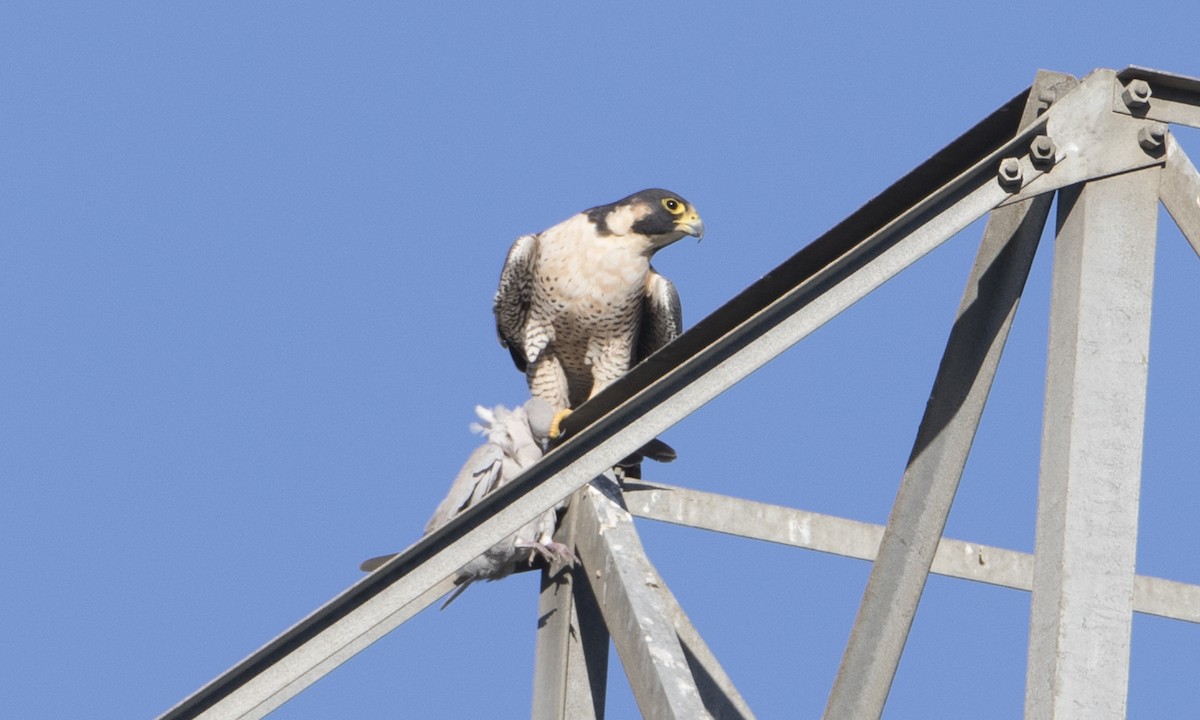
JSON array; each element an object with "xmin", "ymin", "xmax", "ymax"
[{"xmin": 674, "ymin": 210, "xmax": 705, "ymax": 240}]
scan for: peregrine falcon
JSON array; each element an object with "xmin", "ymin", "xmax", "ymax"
[{"xmin": 493, "ymin": 189, "xmax": 703, "ymax": 435}]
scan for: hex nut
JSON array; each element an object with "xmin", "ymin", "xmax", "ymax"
[
  {"xmin": 1122, "ymin": 79, "xmax": 1152, "ymax": 109},
  {"xmin": 998, "ymin": 157, "xmax": 1023, "ymax": 188},
  {"xmin": 1030, "ymin": 135, "xmax": 1057, "ymax": 167},
  {"xmin": 1138, "ymin": 123, "xmax": 1168, "ymax": 152}
]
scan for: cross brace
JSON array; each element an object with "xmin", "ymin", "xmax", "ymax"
[{"xmin": 623, "ymin": 481, "xmax": 1200, "ymax": 625}]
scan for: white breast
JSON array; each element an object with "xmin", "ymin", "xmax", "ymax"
[{"xmin": 534, "ymin": 214, "xmax": 649, "ymax": 323}]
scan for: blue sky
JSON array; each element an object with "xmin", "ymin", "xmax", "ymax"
[{"xmin": 3, "ymin": 2, "xmax": 1199, "ymax": 718}]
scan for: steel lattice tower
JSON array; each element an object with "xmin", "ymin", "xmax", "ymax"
[{"xmin": 161, "ymin": 67, "xmax": 1200, "ymax": 720}]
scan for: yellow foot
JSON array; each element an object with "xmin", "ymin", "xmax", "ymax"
[{"xmin": 548, "ymin": 408, "xmax": 573, "ymax": 440}]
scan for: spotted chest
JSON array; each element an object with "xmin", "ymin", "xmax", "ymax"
[{"xmin": 531, "ymin": 215, "xmax": 651, "ymax": 346}]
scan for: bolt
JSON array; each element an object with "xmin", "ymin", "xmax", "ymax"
[
  {"xmin": 998, "ymin": 157, "xmax": 1023, "ymax": 188},
  {"xmin": 1030, "ymin": 135, "xmax": 1057, "ymax": 167},
  {"xmin": 1122, "ymin": 79, "xmax": 1152, "ymax": 109},
  {"xmin": 1035, "ymin": 88, "xmax": 1057, "ymax": 116},
  {"xmin": 1138, "ymin": 122, "xmax": 1168, "ymax": 152}
]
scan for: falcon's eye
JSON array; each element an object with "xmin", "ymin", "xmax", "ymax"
[{"xmin": 661, "ymin": 198, "xmax": 685, "ymax": 215}]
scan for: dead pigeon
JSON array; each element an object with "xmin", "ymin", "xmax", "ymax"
[{"xmin": 360, "ymin": 397, "xmax": 574, "ymax": 607}]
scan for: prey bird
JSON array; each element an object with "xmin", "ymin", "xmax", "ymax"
[{"xmin": 360, "ymin": 398, "xmax": 573, "ymax": 607}]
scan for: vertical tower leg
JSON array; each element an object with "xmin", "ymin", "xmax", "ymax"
[
  {"xmin": 533, "ymin": 494, "xmax": 609, "ymax": 720},
  {"xmin": 1025, "ymin": 167, "xmax": 1160, "ymax": 719}
]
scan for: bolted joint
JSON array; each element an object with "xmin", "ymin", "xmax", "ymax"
[
  {"xmin": 1138, "ymin": 122, "xmax": 1168, "ymax": 153},
  {"xmin": 997, "ymin": 157, "xmax": 1023, "ymax": 189},
  {"xmin": 1030, "ymin": 135, "xmax": 1057, "ymax": 168},
  {"xmin": 1122, "ymin": 79, "xmax": 1152, "ymax": 110}
]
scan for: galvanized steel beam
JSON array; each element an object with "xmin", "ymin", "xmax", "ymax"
[
  {"xmin": 1025, "ymin": 166, "xmax": 1160, "ymax": 719},
  {"xmin": 1160, "ymin": 135, "xmax": 1200, "ymax": 256},
  {"xmin": 573, "ymin": 479, "xmax": 711, "ymax": 719},
  {"xmin": 823, "ymin": 69, "xmax": 1068, "ymax": 720},
  {"xmin": 575, "ymin": 479, "xmax": 753, "ymax": 719},
  {"xmin": 624, "ymin": 481, "xmax": 1200, "ymax": 624},
  {"xmin": 1115, "ymin": 66, "xmax": 1200, "ymax": 129},
  {"xmin": 532, "ymin": 492, "xmax": 609, "ymax": 720},
  {"xmin": 643, "ymin": 551, "xmax": 755, "ymax": 719}
]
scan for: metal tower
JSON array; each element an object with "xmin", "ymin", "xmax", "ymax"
[{"xmin": 160, "ymin": 67, "xmax": 1200, "ymax": 719}]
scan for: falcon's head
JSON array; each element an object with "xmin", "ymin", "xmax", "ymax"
[{"xmin": 585, "ymin": 188, "xmax": 705, "ymax": 251}]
